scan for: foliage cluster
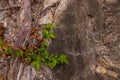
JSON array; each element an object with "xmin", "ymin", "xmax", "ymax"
[{"xmin": 0, "ymin": 23, "xmax": 69, "ymax": 71}]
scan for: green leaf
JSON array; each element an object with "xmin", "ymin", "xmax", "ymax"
[
  {"xmin": 31, "ymin": 55, "xmax": 41, "ymax": 71},
  {"xmin": 44, "ymin": 50, "xmax": 49, "ymax": 59},
  {"xmin": 31, "ymin": 61, "xmax": 41, "ymax": 71},
  {"xmin": 63, "ymin": 58, "xmax": 69, "ymax": 64},
  {"xmin": 0, "ymin": 39, "xmax": 3, "ymax": 45},
  {"xmin": 25, "ymin": 57, "xmax": 31, "ymax": 63},
  {"xmin": 31, "ymin": 54, "xmax": 38, "ymax": 60},
  {"xmin": 0, "ymin": 39, "xmax": 3, "ymax": 49},
  {"xmin": 16, "ymin": 50, "xmax": 24, "ymax": 57},
  {"xmin": 7, "ymin": 46, "xmax": 13, "ymax": 54},
  {"xmin": 50, "ymin": 54, "xmax": 58, "ymax": 59},
  {"xmin": 50, "ymin": 33, "xmax": 56, "ymax": 39},
  {"xmin": 59, "ymin": 54, "xmax": 69, "ymax": 64},
  {"xmin": 49, "ymin": 60, "xmax": 57, "ymax": 69},
  {"xmin": 31, "ymin": 54, "xmax": 41, "ymax": 61},
  {"xmin": 45, "ymin": 23, "xmax": 56, "ymax": 29},
  {"xmin": 41, "ymin": 41, "xmax": 49, "ymax": 47},
  {"xmin": 36, "ymin": 55, "xmax": 41, "ymax": 61},
  {"xmin": 47, "ymin": 54, "xmax": 59, "ymax": 69},
  {"xmin": 38, "ymin": 47, "xmax": 46, "ymax": 52},
  {"xmin": 42, "ymin": 29, "xmax": 49, "ymax": 38},
  {"xmin": 28, "ymin": 49, "xmax": 35, "ymax": 54}
]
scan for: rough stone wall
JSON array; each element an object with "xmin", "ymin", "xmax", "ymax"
[
  {"xmin": 50, "ymin": 0, "xmax": 120, "ymax": 80},
  {"xmin": 0, "ymin": 0, "xmax": 120, "ymax": 80}
]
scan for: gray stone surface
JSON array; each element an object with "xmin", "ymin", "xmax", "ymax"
[{"xmin": 49, "ymin": 0, "xmax": 120, "ymax": 80}]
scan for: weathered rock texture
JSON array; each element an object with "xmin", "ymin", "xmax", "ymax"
[{"xmin": 0, "ymin": 0, "xmax": 120, "ymax": 80}]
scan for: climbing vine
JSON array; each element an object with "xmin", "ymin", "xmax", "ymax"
[{"xmin": 0, "ymin": 23, "xmax": 69, "ymax": 71}]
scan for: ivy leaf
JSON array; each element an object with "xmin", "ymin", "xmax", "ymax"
[
  {"xmin": 16, "ymin": 50, "xmax": 24, "ymax": 57},
  {"xmin": 50, "ymin": 33, "xmax": 56, "ymax": 39},
  {"xmin": 36, "ymin": 55, "xmax": 41, "ymax": 62},
  {"xmin": 28, "ymin": 49, "xmax": 34, "ymax": 53},
  {"xmin": 31, "ymin": 54, "xmax": 37, "ymax": 60},
  {"xmin": 50, "ymin": 54, "xmax": 58, "ymax": 59},
  {"xmin": 59, "ymin": 54, "xmax": 69, "ymax": 64},
  {"xmin": 0, "ymin": 39, "xmax": 3, "ymax": 49},
  {"xmin": 31, "ymin": 55, "xmax": 41, "ymax": 71},
  {"xmin": 0, "ymin": 39, "xmax": 3, "ymax": 45},
  {"xmin": 49, "ymin": 60, "xmax": 57, "ymax": 69},
  {"xmin": 7, "ymin": 46, "xmax": 13, "ymax": 54},
  {"xmin": 31, "ymin": 61, "xmax": 41, "ymax": 71},
  {"xmin": 41, "ymin": 41, "xmax": 49, "ymax": 47},
  {"xmin": 44, "ymin": 50, "xmax": 49, "ymax": 59},
  {"xmin": 38, "ymin": 47, "xmax": 46, "ymax": 52},
  {"xmin": 47, "ymin": 54, "xmax": 59, "ymax": 69},
  {"xmin": 42, "ymin": 29, "xmax": 49, "ymax": 38},
  {"xmin": 51, "ymin": 23, "xmax": 56, "ymax": 29},
  {"xmin": 45, "ymin": 23, "xmax": 56, "ymax": 29}
]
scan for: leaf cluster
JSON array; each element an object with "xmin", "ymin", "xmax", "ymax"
[{"xmin": 0, "ymin": 23, "xmax": 69, "ymax": 71}]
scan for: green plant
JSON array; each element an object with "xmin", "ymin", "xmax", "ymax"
[
  {"xmin": 0, "ymin": 23, "xmax": 69, "ymax": 71},
  {"xmin": 31, "ymin": 23, "xmax": 69, "ymax": 71},
  {"xmin": 0, "ymin": 39, "xmax": 3, "ymax": 49}
]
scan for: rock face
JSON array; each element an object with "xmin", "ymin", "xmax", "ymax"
[
  {"xmin": 0, "ymin": 0, "xmax": 120, "ymax": 80},
  {"xmin": 49, "ymin": 0, "xmax": 120, "ymax": 80}
]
